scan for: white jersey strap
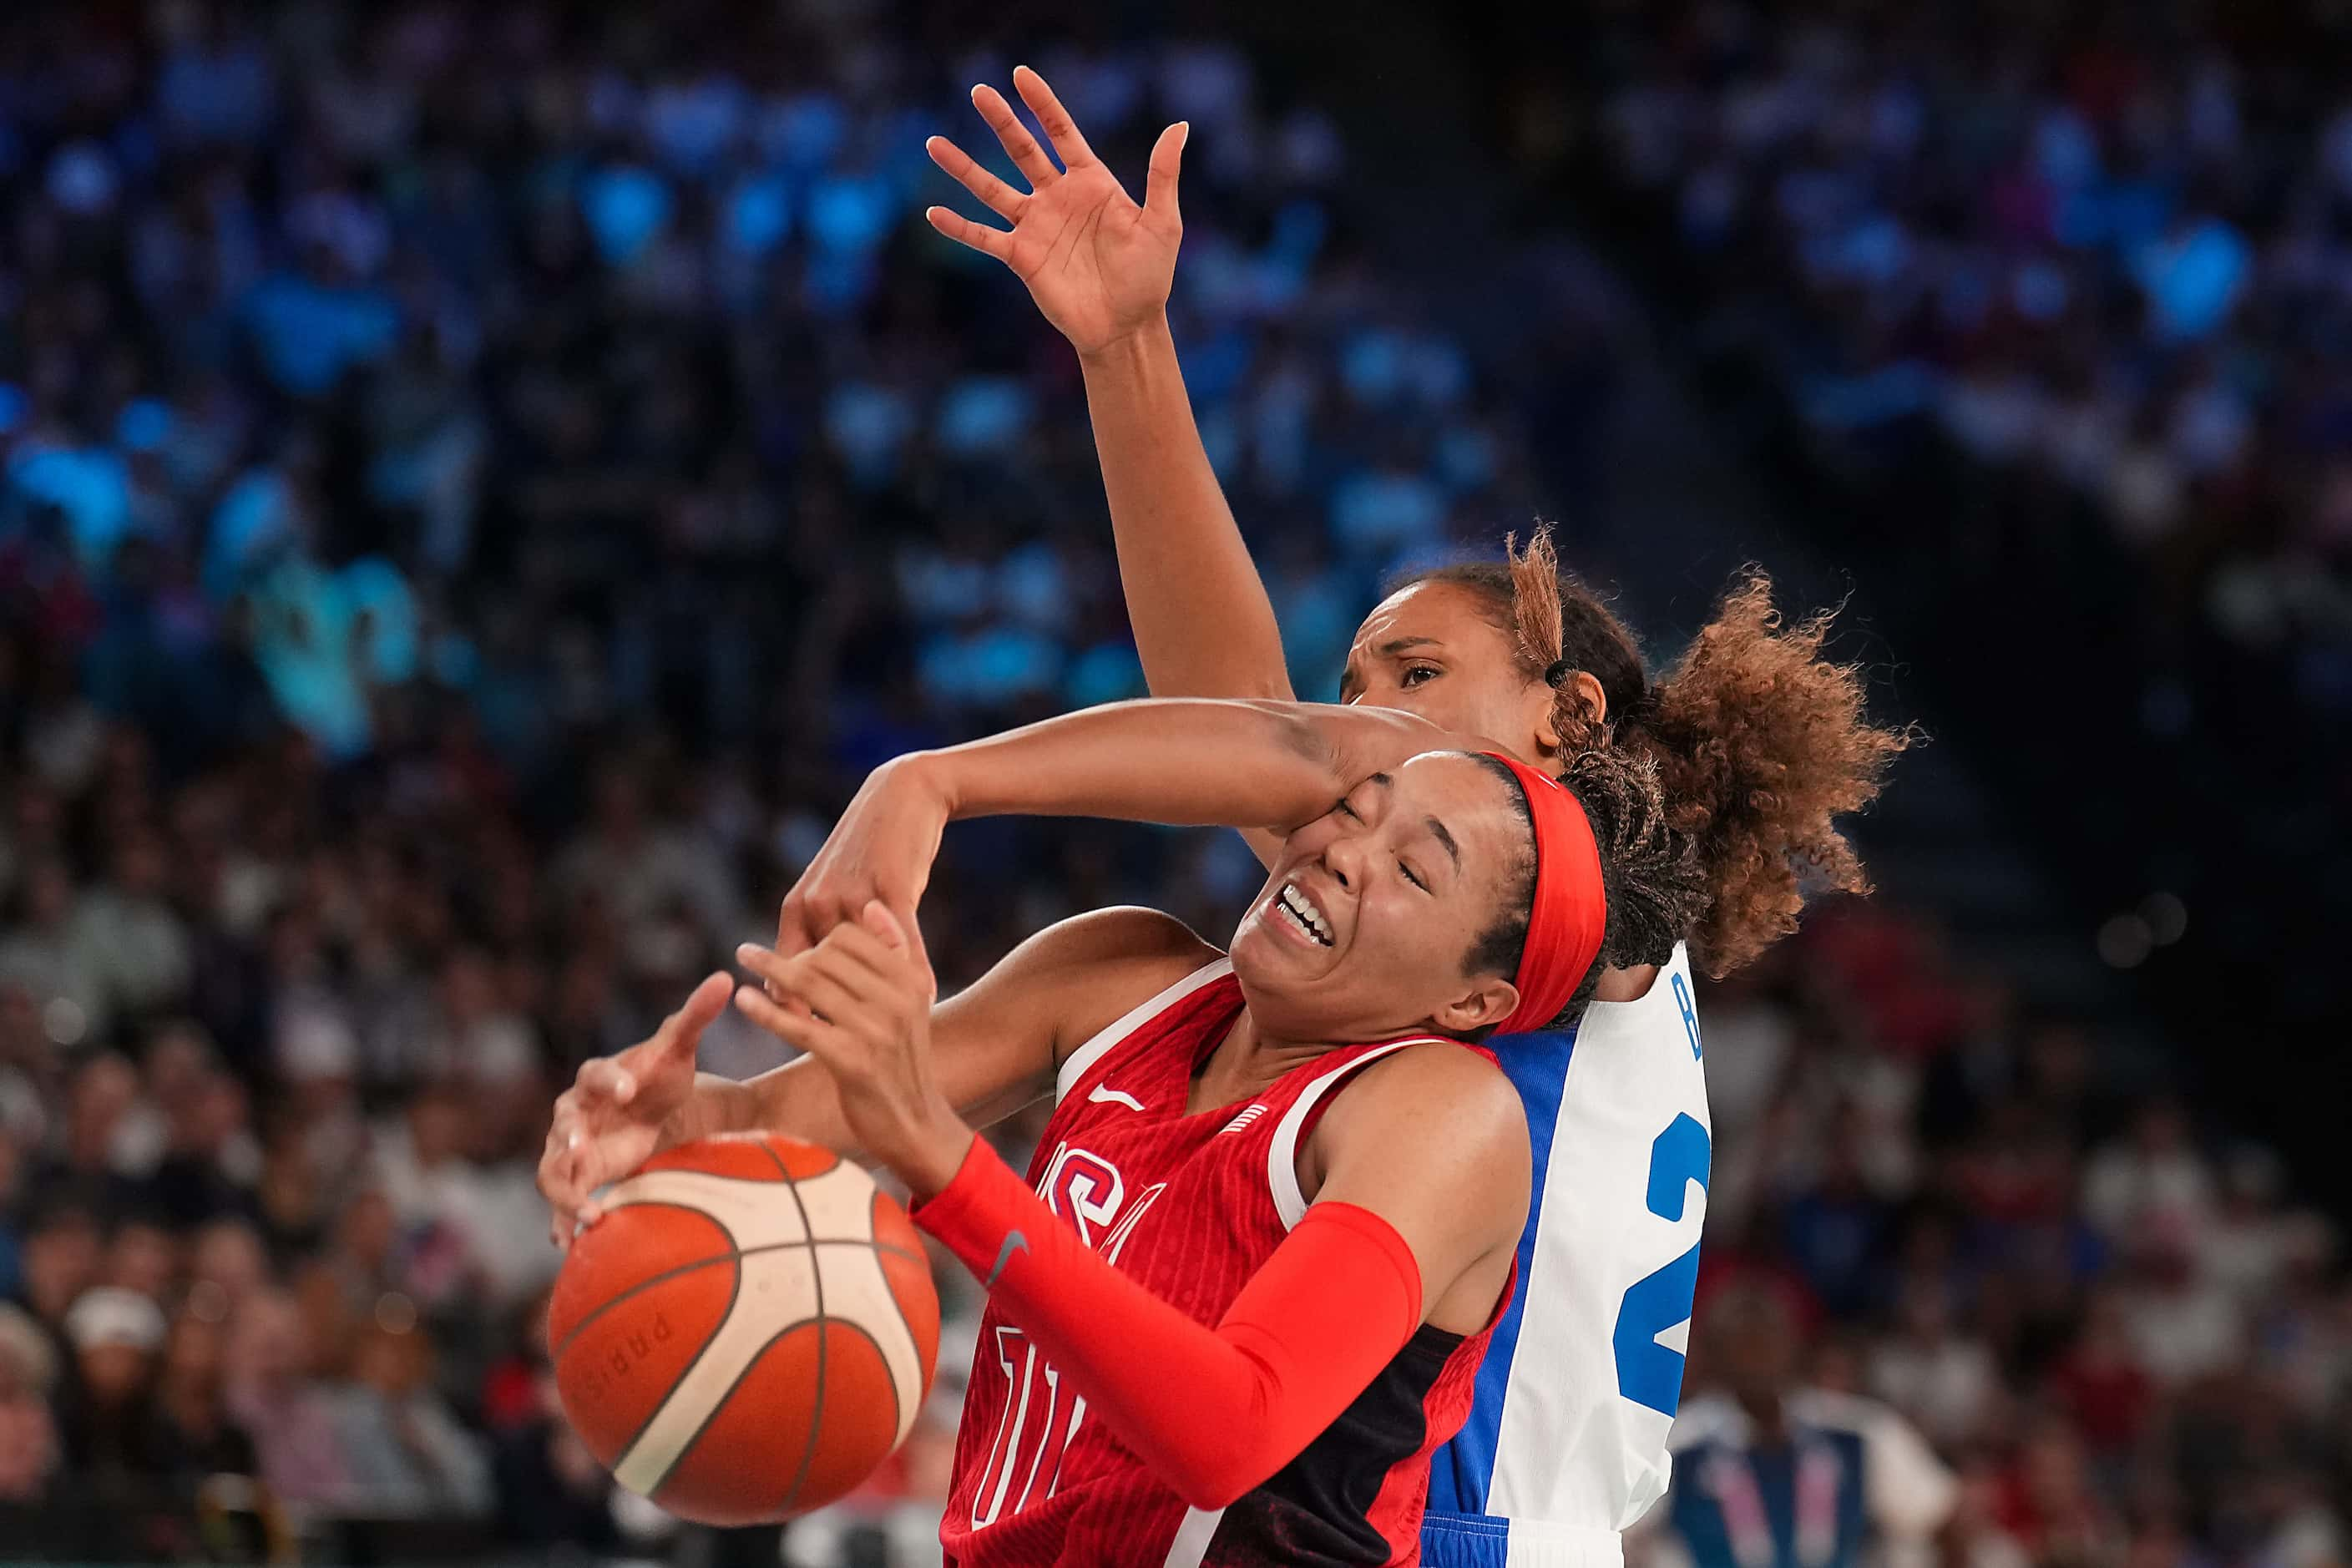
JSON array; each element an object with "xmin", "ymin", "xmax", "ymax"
[
  {"xmin": 1054, "ymin": 959, "xmax": 1234, "ymax": 1102},
  {"xmin": 1267, "ymin": 1037, "xmax": 1449, "ymax": 1228}
]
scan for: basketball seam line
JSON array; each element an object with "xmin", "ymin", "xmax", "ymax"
[
  {"xmin": 768, "ymin": 1141, "xmax": 827, "ymax": 1518},
  {"xmin": 609, "ymin": 1206, "xmax": 744, "ymax": 1490},
  {"xmin": 550, "ymin": 1229, "xmax": 926, "ymax": 1366},
  {"xmin": 867, "ymin": 1186, "xmax": 920, "ymax": 1440}
]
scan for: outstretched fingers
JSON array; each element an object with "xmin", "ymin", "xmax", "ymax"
[
  {"xmin": 925, "ymin": 205, "xmax": 1015, "ymax": 263},
  {"xmin": 1145, "ymin": 121, "xmax": 1189, "ymax": 223},
  {"xmin": 1010, "ymin": 65, "xmax": 1095, "ymax": 170},
  {"xmin": 970, "ymin": 83, "xmax": 1060, "ymax": 190},
  {"xmin": 927, "ymin": 135, "xmax": 1027, "ymax": 221}
]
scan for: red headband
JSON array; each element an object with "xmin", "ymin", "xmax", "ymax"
[{"xmin": 1485, "ymin": 753, "xmax": 1607, "ymax": 1034}]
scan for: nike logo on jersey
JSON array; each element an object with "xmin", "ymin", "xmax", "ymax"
[
  {"xmin": 987, "ymin": 1230, "xmax": 1029, "ymax": 1287},
  {"xmin": 1218, "ymin": 1104, "xmax": 1268, "ymax": 1135},
  {"xmin": 1086, "ymin": 1085, "xmax": 1146, "ymax": 1111}
]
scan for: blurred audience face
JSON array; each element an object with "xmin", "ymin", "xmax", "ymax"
[
  {"xmin": 23, "ymin": 1209, "xmax": 102, "ymax": 1322},
  {"xmin": 407, "ymin": 1084, "xmax": 469, "ymax": 1165},
  {"xmin": 159, "ymin": 1313, "xmax": 229, "ymax": 1405},
  {"xmin": 189, "ymin": 1218, "xmax": 270, "ymax": 1308},
  {"xmin": 66, "ymin": 1054, "xmax": 138, "ymax": 1167},
  {"xmin": 105, "ymin": 1218, "xmax": 180, "ymax": 1299},
  {"xmin": 78, "ymin": 1338, "xmax": 154, "ymax": 1408},
  {"xmin": 143, "ymin": 1023, "xmax": 212, "ymax": 1101},
  {"xmin": 225, "ymin": 1290, "xmax": 311, "ymax": 1391},
  {"xmin": 350, "ymin": 1323, "xmax": 429, "ymax": 1396},
  {"xmin": 335, "ymin": 1189, "xmax": 397, "ymax": 1269},
  {"xmin": 1703, "ymin": 1284, "xmax": 1800, "ymax": 1414}
]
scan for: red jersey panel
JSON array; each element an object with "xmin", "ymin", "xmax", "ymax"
[{"xmin": 941, "ymin": 959, "xmax": 1509, "ymax": 1568}]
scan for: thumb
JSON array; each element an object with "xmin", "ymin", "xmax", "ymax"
[
  {"xmin": 862, "ymin": 899, "xmax": 908, "ymax": 950},
  {"xmin": 1145, "ymin": 122, "xmax": 1186, "ymax": 225},
  {"xmin": 864, "ymin": 899, "xmax": 939, "ymax": 1003}
]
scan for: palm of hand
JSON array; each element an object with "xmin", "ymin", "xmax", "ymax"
[{"xmin": 1006, "ymin": 167, "xmax": 1175, "ymax": 353}]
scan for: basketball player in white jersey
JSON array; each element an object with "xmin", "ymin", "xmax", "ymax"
[{"xmin": 920, "ymin": 69, "xmax": 1909, "ymax": 1568}]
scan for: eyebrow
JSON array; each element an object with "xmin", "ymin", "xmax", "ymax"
[
  {"xmin": 1424, "ymin": 816, "xmax": 1461, "ymax": 870},
  {"xmin": 1377, "ymin": 637, "xmax": 1441, "ymax": 657}
]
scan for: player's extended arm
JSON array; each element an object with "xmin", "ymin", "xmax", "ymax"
[
  {"xmin": 913, "ymin": 1045, "xmax": 1528, "ymax": 1510},
  {"xmin": 542, "ymin": 908, "xmax": 1207, "ymax": 1237},
  {"xmin": 716, "ymin": 907, "xmax": 1209, "ymax": 1156},
  {"xmin": 777, "ymin": 696, "xmax": 1479, "ymax": 960},
  {"xmin": 926, "ymin": 68, "xmax": 1291, "ymax": 705},
  {"xmin": 1083, "ymin": 319, "xmax": 1292, "ymax": 703}
]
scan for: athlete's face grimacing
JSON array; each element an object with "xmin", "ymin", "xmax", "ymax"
[
  {"xmin": 1338, "ymin": 582, "xmax": 1560, "ymax": 762},
  {"xmin": 1229, "ymin": 751, "xmax": 1526, "ymax": 1044}
]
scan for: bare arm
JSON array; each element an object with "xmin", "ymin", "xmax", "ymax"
[
  {"xmin": 1081, "ymin": 321, "xmax": 1292, "ymax": 704},
  {"xmin": 1305, "ymin": 1044, "xmax": 1530, "ymax": 1335},
  {"xmin": 716, "ymin": 907, "xmax": 1211, "ymax": 1156},
  {"xmin": 926, "ymin": 68, "xmax": 1292, "ymax": 706},
  {"xmin": 543, "ymin": 908, "xmax": 1211, "ymax": 1236},
  {"xmin": 775, "ymin": 696, "xmax": 1478, "ymax": 964}
]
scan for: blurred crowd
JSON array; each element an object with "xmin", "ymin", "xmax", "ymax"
[
  {"xmin": 1599, "ymin": 2, "xmax": 2352, "ymax": 709},
  {"xmin": 0, "ymin": 3, "xmax": 2346, "ymax": 1567}
]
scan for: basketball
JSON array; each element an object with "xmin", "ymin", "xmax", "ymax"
[{"xmin": 548, "ymin": 1133, "xmax": 940, "ymax": 1525}]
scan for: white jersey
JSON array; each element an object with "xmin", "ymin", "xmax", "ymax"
[{"xmin": 1424, "ymin": 943, "xmax": 1713, "ymax": 1568}]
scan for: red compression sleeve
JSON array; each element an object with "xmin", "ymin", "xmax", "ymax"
[{"xmin": 913, "ymin": 1137, "xmax": 1424, "ymax": 1510}]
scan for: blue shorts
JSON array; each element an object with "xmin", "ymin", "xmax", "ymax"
[{"xmin": 1421, "ymin": 1513, "xmax": 1625, "ymax": 1568}]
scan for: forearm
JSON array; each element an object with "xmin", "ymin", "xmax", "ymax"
[
  {"xmin": 913, "ymin": 696, "xmax": 1448, "ymax": 834},
  {"xmin": 1081, "ymin": 320, "xmax": 1293, "ymax": 702},
  {"xmin": 914, "ymin": 1139, "xmax": 1424, "ymax": 1510},
  {"xmin": 679, "ymin": 1043, "xmax": 1050, "ymax": 1166}
]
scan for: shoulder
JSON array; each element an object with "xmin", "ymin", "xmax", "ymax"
[
  {"xmin": 979, "ymin": 906, "xmax": 1224, "ymax": 1063},
  {"xmin": 1311, "ymin": 1043, "xmax": 1530, "ymax": 1234},
  {"xmin": 1339, "ymin": 1041, "xmax": 1526, "ymax": 1145}
]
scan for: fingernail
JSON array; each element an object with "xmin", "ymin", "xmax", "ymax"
[{"xmin": 736, "ymin": 942, "xmax": 759, "ymax": 961}]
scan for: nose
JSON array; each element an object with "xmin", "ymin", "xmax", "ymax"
[{"xmin": 1319, "ymin": 832, "xmax": 1365, "ymax": 893}]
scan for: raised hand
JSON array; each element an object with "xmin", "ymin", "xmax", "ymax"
[
  {"xmin": 734, "ymin": 903, "xmax": 974, "ymax": 1199},
  {"xmin": 927, "ymin": 65, "xmax": 1187, "ymax": 357},
  {"xmin": 772, "ymin": 754, "xmax": 946, "ymax": 997},
  {"xmin": 539, "ymin": 972, "xmax": 736, "ymax": 1248}
]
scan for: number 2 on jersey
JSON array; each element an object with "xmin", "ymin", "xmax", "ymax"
[{"xmin": 1611, "ymin": 1111, "xmax": 1712, "ymax": 1417}]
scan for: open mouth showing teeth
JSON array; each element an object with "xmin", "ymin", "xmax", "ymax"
[{"xmin": 1278, "ymin": 883, "xmax": 1335, "ymax": 947}]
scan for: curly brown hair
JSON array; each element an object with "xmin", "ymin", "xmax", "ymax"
[{"xmin": 1408, "ymin": 529, "xmax": 1913, "ymax": 979}]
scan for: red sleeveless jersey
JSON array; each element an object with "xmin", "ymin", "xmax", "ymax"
[{"xmin": 940, "ymin": 959, "xmax": 1509, "ymax": 1568}]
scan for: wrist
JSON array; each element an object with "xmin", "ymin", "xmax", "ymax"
[
  {"xmin": 1075, "ymin": 312, "xmax": 1175, "ymax": 377},
  {"xmin": 662, "ymin": 1076, "xmax": 751, "ymax": 1148},
  {"xmin": 895, "ymin": 1102, "xmax": 978, "ymax": 1201},
  {"xmin": 887, "ymin": 749, "xmax": 964, "ymax": 825}
]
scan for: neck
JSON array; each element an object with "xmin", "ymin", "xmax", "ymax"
[
  {"xmin": 1738, "ymin": 1388, "xmax": 1788, "ymax": 1445},
  {"xmin": 1191, "ymin": 1008, "xmax": 1347, "ymax": 1107}
]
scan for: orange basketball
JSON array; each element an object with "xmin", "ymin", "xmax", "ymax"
[{"xmin": 549, "ymin": 1133, "xmax": 940, "ymax": 1525}]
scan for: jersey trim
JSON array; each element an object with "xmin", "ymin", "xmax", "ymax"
[
  {"xmin": 1426, "ymin": 1024, "xmax": 1578, "ymax": 1515},
  {"xmin": 1055, "ymin": 959, "xmax": 1234, "ymax": 1102},
  {"xmin": 1162, "ymin": 1505, "xmax": 1225, "ymax": 1567},
  {"xmin": 1267, "ymin": 1038, "xmax": 1447, "ymax": 1229}
]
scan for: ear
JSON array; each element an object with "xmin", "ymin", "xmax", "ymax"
[
  {"xmin": 1431, "ymin": 976, "xmax": 1520, "ymax": 1037},
  {"xmin": 1529, "ymin": 671, "xmax": 1608, "ymax": 757},
  {"xmin": 1575, "ymin": 671, "xmax": 1609, "ymax": 726}
]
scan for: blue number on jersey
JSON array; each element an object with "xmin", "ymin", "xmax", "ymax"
[
  {"xmin": 1671, "ymin": 972, "xmax": 1702, "ymax": 1059},
  {"xmin": 1611, "ymin": 1111, "xmax": 1712, "ymax": 1417}
]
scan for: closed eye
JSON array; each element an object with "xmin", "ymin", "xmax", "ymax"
[{"xmin": 1400, "ymin": 861, "xmax": 1429, "ymax": 893}]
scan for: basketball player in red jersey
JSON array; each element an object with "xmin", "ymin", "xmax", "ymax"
[
  {"xmin": 915, "ymin": 73, "xmax": 1912, "ymax": 1566},
  {"xmin": 544, "ymin": 696, "xmax": 1706, "ymax": 1565}
]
